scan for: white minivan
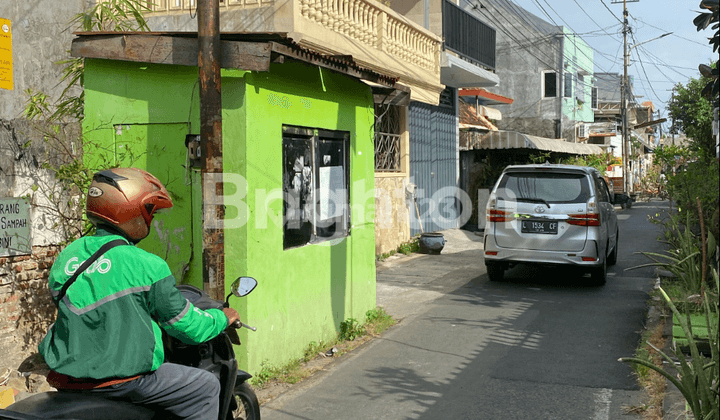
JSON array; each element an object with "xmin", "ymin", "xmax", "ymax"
[{"xmin": 483, "ymin": 164, "xmax": 619, "ymax": 285}]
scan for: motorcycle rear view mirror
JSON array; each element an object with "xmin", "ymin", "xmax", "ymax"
[{"xmin": 231, "ymin": 277, "xmax": 258, "ymax": 297}]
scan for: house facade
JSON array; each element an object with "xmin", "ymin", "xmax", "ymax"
[
  {"xmin": 387, "ymin": 0, "xmax": 499, "ymax": 234},
  {"xmin": 472, "ymin": 0, "xmax": 594, "ymax": 143},
  {"xmin": 590, "ymin": 72, "xmax": 658, "ymax": 189},
  {"xmin": 142, "ymin": 0, "xmax": 448, "ymax": 254},
  {"xmin": 75, "ymin": 32, "xmax": 393, "ymax": 373}
]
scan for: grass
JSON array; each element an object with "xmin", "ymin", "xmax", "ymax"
[
  {"xmin": 250, "ymin": 307, "xmax": 396, "ymax": 389},
  {"xmin": 628, "ymin": 298, "xmax": 667, "ymax": 420},
  {"xmin": 376, "ymin": 237, "xmax": 420, "ymax": 261}
]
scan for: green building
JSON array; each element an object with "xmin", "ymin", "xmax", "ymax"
[{"xmin": 75, "ymin": 33, "xmax": 393, "ymax": 374}]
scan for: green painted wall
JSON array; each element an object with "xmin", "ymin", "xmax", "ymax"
[
  {"xmin": 562, "ymin": 27, "xmax": 594, "ymax": 123},
  {"xmin": 82, "ymin": 58, "xmax": 377, "ymax": 375}
]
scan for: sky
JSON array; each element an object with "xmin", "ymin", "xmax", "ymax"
[{"xmin": 511, "ymin": 0, "xmax": 716, "ymax": 131}]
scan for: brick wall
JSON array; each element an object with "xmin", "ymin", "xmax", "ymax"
[{"xmin": 0, "ymin": 246, "xmax": 58, "ymax": 370}]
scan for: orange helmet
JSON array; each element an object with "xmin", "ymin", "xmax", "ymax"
[{"xmin": 86, "ymin": 168, "xmax": 173, "ymax": 242}]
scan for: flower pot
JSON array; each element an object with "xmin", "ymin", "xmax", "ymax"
[{"xmin": 419, "ymin": 232, "xmax": 445, "ymax": 255}]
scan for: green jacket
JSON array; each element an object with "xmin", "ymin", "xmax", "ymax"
[{"xmin": 39, "ymin": 229, "xmax": 228, "ymax": 379}]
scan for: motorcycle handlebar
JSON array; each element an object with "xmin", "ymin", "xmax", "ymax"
[{"xmin": 232, "ymin": 320, "xmax": 257, "ymax": 332}]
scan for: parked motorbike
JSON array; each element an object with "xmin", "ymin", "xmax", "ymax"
[{"xmin": 0, "ymin": 276, "xmax": 260, "ymax": 420}]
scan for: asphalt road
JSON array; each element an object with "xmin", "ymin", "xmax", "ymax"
[{"xmin": 261, "ymin": 200, "xmax": 672, "ymax": 419}]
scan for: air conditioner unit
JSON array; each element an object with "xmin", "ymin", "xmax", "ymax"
[{"xmin": 577, "ymin": 124, "xmax": 588, "ymax": 138}]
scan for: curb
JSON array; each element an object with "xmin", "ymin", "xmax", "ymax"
[
  {"xmin": 652, "ymin": 276, "xmax": 691, "ymax": 420},
  {"xmin": 661, "ymin": 311, "xmax": 690, "ymax": 419}
]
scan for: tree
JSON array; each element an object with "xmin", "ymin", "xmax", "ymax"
[
  {"xmin": 694, "ymin": 0, "xmax": 719, "ymax": 99},
  {"xmin": 668, "ymin": 71, "xmax": 716, "ymax": 159}
]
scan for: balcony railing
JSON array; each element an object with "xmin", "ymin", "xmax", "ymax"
[
  {"xmin": 139, "ymin": 0, "xmax": 441, "ymax": 76},
  {"xmin": 442, "ymin": 0, "xmax": 495, "ymax": 70}
]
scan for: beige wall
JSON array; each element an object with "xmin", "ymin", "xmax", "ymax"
[
  {"xmin": 387, "ymin": 0, "xmax": 444, "ymax": 35},
  {"xmin": 374, "ymin": 176, "xmax": 411, "ymax": 255}
]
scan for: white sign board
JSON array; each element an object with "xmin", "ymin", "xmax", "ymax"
[
  {"xmin": 1, "ymin": 197, "xmax": 32, "ymax": 256},
  {"xmin": 318, "ymin": 166, "xmax": 344, "ymax": 221}
]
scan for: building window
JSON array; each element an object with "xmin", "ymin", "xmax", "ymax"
[
  {"xmin": 543, "ymin": 71, "xmax": 557, "ymax": 98},
  {"xmin": 282, "ymin": 125, "xmax": 350, "ymax": 250},
  {"xmin": 374, "ymin": 104, "xmax": 402, "ymax": 172},
  {"xmin": 591, "ymin": 87, "xmax": 598, "ymax": 109},
  {"xmin": 564, "ymin": 72, "xmax": 573, "ymax": 97}
]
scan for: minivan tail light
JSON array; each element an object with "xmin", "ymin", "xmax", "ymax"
[
  {"xmin": 567, "ymin": 213, "xmax": 600, "ymax": 226},
  {"xmin": 487, "ymin": 209, "xmax": 511, "ymax": 222}
]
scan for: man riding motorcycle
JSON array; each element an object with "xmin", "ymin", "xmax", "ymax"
[{"xmin": 38, "ymin": 167, "xmax": 240, "ymax": 420}]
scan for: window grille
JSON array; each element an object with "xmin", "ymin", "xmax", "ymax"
[{"xmin": 374, "ymin": 104, "xmax": 402, "ymax": 172}]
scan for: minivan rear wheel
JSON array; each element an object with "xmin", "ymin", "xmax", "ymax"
[
  {"xmin": 589, "ymin": 258, "xmax": 607, "ymax": 286},
  {"xmin": 607, "ymin": 229, "xmax": 619, "ymax": 266},
  {"xmin": 486, "ymin": 262, "xmax": 505, "ymax": 282}
]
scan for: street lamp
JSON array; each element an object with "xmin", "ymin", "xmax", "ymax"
[{"xmin": 621, "ymin": 31, "xmax": 672, "ymax": 195}]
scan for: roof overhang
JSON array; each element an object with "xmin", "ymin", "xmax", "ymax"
[
  {"xmin": 440, "ymin": 53, "xmax": 499, "ymax": 88},
  {"xmin": 634, "ymin": 118, "xmax": 667, "ymax": 130},
  {"xmin": 362, "ymin": 79, "xmax": 411, "ymax": 106},
  {"xmin": 462, "ymin": 130, "xmax": 603, "ymax": 155},
  {"xmin": 71, "ymin": 32, "xmax": 401, "ymax": 90},
  {"xmin": 458, "ymin": 88, "xmax": 514, "ymax": 105}
]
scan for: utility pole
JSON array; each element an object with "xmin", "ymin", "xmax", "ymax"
[
  {"xmin": 621, "ymin": 0, "xmax": 630, "ymax": 194},
  {"xmin": 615, "ymin": 0, "xmax": 669, "ymax": 195},
  {"xmin": 198, "ymin": 0, "xmax": 225, "ymax": 300}
]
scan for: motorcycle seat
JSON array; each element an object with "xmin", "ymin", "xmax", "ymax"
[{"xmin": 5, "ymin": 391, "xmax": 155, "ymax": 419}]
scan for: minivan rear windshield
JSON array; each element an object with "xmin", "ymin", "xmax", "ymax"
[{"xmin": 496, "ymin": 172, "xmax": 590, "ymax": 204}]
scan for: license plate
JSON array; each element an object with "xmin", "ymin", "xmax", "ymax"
[{"xmin": 521, "ymin": 220, "xmax": 558, "ymax": 234}]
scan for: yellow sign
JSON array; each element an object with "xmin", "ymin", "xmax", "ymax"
[
  {"xmin": 0, "ymin": 386, "xmax": 15, "ymax": 409},
  {"xmin": 0, "ymin": 18, "xmax": 12, "ymax": 91}
]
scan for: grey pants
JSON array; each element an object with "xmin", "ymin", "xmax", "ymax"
[{"xmin": 86, "ymin": 363, "xmax": 221, "ymax": 419}]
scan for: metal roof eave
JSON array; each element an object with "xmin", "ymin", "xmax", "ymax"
[{"xmin": 467, "ymin": 130, "xmax": 603, "ymax": 155}]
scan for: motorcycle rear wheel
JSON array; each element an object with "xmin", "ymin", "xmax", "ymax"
[{"xmin": 231, "ymin": 382, "xmax": 260, "ymax": 420}]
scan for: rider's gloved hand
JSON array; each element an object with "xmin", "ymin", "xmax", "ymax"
[{"xmin": 222, "ymin": 308, "xmax": 241, "ymax": 327}]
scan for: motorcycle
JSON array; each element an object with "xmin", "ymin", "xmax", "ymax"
[{"xmin": 0, "ymin": 276, "xmax": 260, "ymax": 420}]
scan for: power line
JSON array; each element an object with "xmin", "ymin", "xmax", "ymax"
[
  {"xmin": 516, "ymin": 0, "xmax": 619, "ymax": 74},
  {"xmin": 631, "ymin": 16, "xmax": 708, "ymax": 47},
  {"xmin": 493, "ymin": 0, "xmax": 607, "ymax": 73},
  {"xmin": 572, "ymin": 0, "xmax": 616, "ymax": 38},
  {"xmin": 598, "ymin": 0, "xmax": 623, "ymax": 24}
]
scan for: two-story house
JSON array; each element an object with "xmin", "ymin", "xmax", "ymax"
[
  {"xmin": 126, "ymin": 0, "xmax": 450, "ymax": 373},
  {"xmin": 590, "ymin": 72, "xmax": 658, "ymax": 189},
  {"xmin": 385, "ymin": 0, "xmax": 499, "ymax": 235},
  {"xmin": 473, "ymin": 0, "xmax": 595, "ymax": 143}
]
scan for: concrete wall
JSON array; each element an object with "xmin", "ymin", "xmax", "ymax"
[
  {"xmin": 464, "ymin": 0, "xmax": 598, "ymax": 142},
  {"xmin": 0, "ymin": 1, "xmax": 86, "ymax": 245},
  {"xmin": 0, "ymin": 1, "xmax": 87, "ymax": 120},
  {"xmin": 82, "ymin": 58, "xmax": 378, "ymax": 374},
  {"xmin": 374, "ymin": 176, "xmax": 411, "ymax": 255},
  {"xmin": 0, "ymin": 1, "xmax": 86, "ymax": 372},
  {"xmin": 386, "ymin": 0, "xmax": 444, "ymax": 33},
  {"xmin": 489, "ymin": 21, "xmax": 562, "ymax": 137}
]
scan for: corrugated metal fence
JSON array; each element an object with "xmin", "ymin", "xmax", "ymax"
[{"xmin": 409, "ymin": 89, "xmax": 459, "ymax": 234}]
